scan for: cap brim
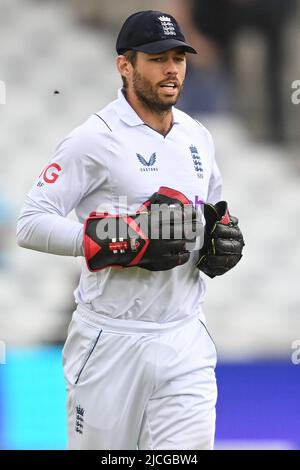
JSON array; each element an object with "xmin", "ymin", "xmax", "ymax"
[{"xmin": 132, "ymin": 39, "xmax": 197, "ymax": 54}]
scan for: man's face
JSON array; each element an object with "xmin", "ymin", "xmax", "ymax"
[{"xmin": 128, "ymin": 49, "xmax": 187, "ymax": 112}]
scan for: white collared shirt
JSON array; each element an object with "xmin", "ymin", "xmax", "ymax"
[{"xmin": 17, "ymin": 89, "xmax": 222, "ymax": 322}]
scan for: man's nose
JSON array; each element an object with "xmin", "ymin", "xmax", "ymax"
[{"xmin": 163, "ymin": 60, "xmax": 179, "ymax": 76}]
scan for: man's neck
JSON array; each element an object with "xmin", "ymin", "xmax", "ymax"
[{"xmin": 124, "ymin": 89, "xmax": 173, "ymax": 136}]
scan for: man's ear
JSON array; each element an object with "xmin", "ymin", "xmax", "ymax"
[{"xmin": 116, "ymin": 55, "xmax": 132, "ymax": 81}]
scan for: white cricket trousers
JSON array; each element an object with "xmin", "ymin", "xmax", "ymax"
[{"xmin": 62, "ymin": 305, "xmax": 217, "ymax": 450}]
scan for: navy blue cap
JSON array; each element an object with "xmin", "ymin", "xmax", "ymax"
[{"xmin": 116, "ymin": 10, "xmax": 197, "ymax": 55}]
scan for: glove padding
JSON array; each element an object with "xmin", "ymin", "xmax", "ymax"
[
  {"xmin": 84, "ymin": 187, "xmax": 198, "ymax": 272},
  {"xmin": 196, "ymin": 201, "xmax": 244, "ymax": 278}
]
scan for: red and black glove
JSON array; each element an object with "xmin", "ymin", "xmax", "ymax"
[
  {"xmin": 84, "ymin": 187, "xmax": 198, "ymax": 272},
  {"xmin": 196, "ymin": 201, "xmax": 244, "ymax": 278}
]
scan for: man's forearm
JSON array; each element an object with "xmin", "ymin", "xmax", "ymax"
[{"xmin": 17, "ymin": 211, "xmax": 83, "ymax": 257}]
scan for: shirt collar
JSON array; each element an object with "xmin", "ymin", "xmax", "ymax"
[{"xmin": 114, "ymin": 88, "xmax": 182, "ymax": 127}]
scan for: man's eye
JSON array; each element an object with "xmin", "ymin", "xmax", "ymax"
[{"xmin": 150, "ymin": 58, "xmax": 162, "ymax": 62}]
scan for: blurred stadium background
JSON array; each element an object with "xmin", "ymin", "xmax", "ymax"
[{"xmin": 0, "ymin": 0, "xmax": 300, "ymax": 449}]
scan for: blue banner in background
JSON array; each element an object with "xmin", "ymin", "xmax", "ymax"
[
  {"xmin": 0, "ymin": 347, "xmax": 67, "ymax": 450},
  {"xmin": 0, "ymin": 347, "xmax": 299, "ymax": 449},
  {"xmin": 215, "ymin": 362, "xmax": 300, "ymax": 449}
]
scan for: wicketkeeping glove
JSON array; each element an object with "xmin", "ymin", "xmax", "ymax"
[
  {"xmin": 84, "ymin": 187, "xmax": 199, "ymax": 272},
  {"xmin": 196, "ymin": 201, "xmax": 244, "ymax": 278}
]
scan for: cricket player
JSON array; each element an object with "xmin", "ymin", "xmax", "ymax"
[{"xmin": 17, "ymin": 11, "xmax": 244, "ymax": 450}]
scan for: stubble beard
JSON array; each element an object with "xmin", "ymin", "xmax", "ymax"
[{"xmin": 132, "ymin": 69, "xmax": 183, "ymax": 114}]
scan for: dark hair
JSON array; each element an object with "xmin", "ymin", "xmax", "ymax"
[{"xmin": 121, "ymin": 50, "xmax": 138, "ymax": 89}]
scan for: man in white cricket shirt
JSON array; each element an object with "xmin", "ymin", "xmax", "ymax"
[{"xmin": 17, "ymin": 11, "xmax": 244, "ymax": 450}]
